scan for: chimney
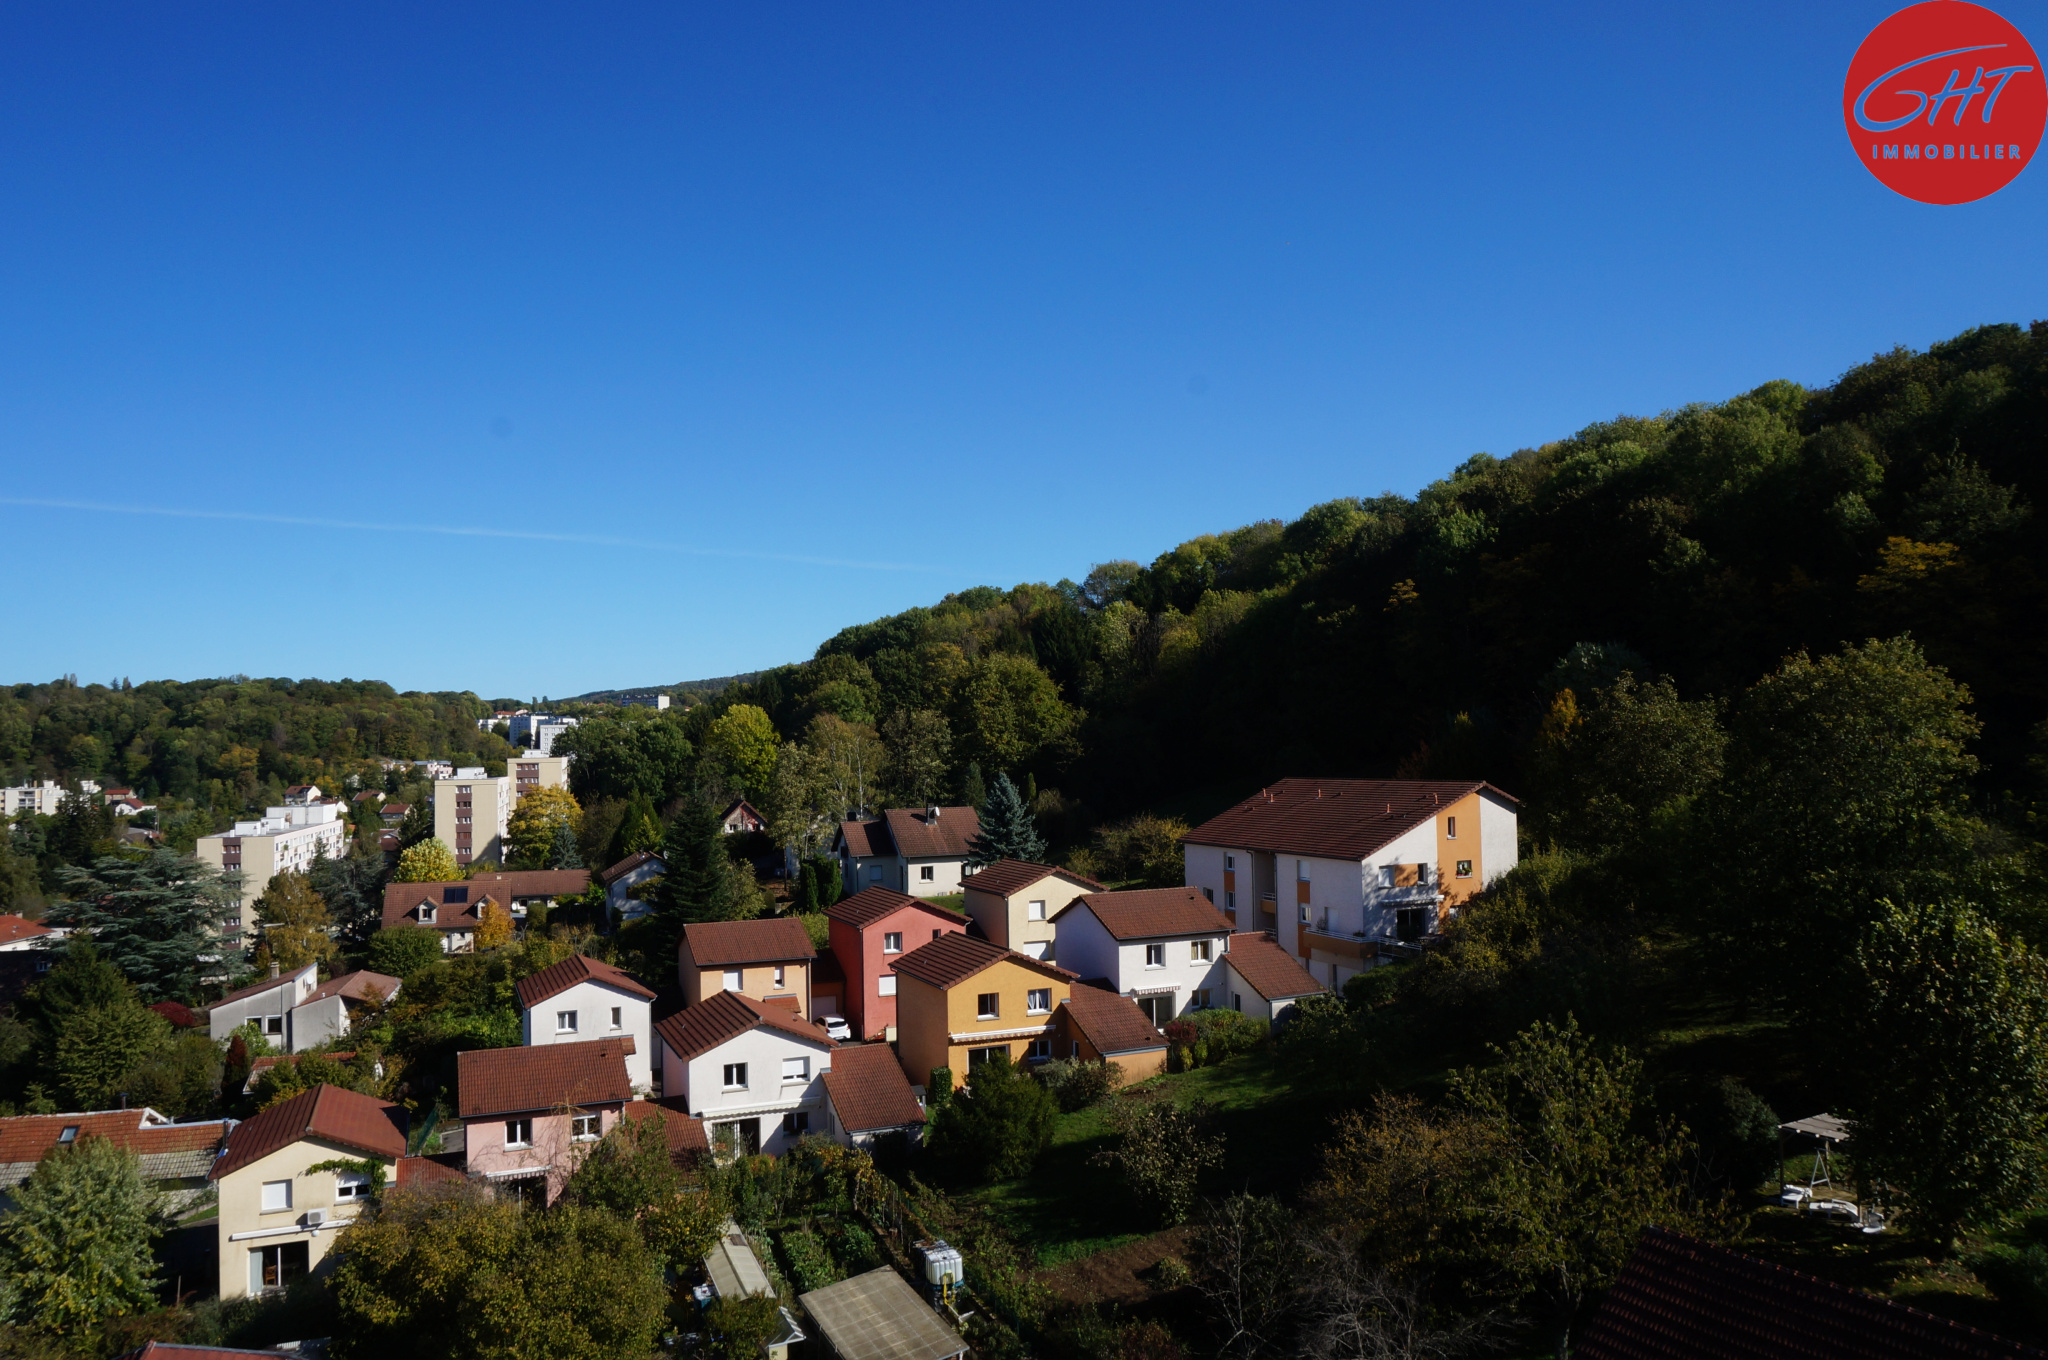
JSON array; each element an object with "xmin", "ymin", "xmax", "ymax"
[
  {"xmin": 270, "ymin": 961, "xmax": 279, "ymax": 979},
  {"xmin": 927, "ymin": 805, "xmax": 940, "ymax": 822}
]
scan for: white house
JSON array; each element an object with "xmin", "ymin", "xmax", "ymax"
[
  {"xmin": 1049, "ymin": 888, "xmax": 1235, "ymax": 1027},
  {"xmin": 1220, "ymin": 931, "xmax": 1326, "ymax": 1025},
  {"xmin": 208, "ymin": 966, "xmax": 400, "ymax": 1052},
  {"xmin": 1180, "ymin": 778, "xmax": 1520, "ymax": 992},
  {"xmin": 835, "ymin": 806, "xmax": 983, "ymax": 899},
  {"xmin": 651, "ymin": 990, "xmax": 837, "ymax": 1157},
  {"xmin": 514, "ymin": 953, "xmax": 658, "ymax": 1092},
  {"xmin": 599, "ymin": 850, "xmax": 666, "ymax": 923}
]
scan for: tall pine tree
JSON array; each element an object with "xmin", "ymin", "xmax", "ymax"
[
  {"xmin": 51, "ymin": 852, "xmax": 239, "ymax": 1002},
  {"xmin": 966, "ymin": 773, "xmax": 1045, "ymax": 866}
]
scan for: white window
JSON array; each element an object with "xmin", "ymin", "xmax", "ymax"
[
  {"xmin": 920, "ymin": 865, "xmax": 935, "ymax": 881},
  {"xmin": 723, "ymin": 1062, "xmax": 748, "ymax": 1090},
  {"xmin": 556, "ymin": 1010, "xmax": 577, "ymax": 1033},
  {"xmin": 1446, "ymin": 815, "xmax": 1457, "ymax": 839},
  {"xmin": 262, "ymin": 1015, "xmax": 284, "ymax": 1036},
  {"xmin": 1026, "ymin": 988, "xmax": 1051, "ymax": 1015},
  {"xmin": 571, "ymin": 1112, "xmax": 600, "ymax": 1141},
  {"xmin": 1191, "ymin": 939, "xmax": 1214, "ymax": 963},
  {"xmin": 505, "ymin": 1119, "xmax": 533, "ymax": 1148},
  {"xmin": 1144, "ymin": 944, "xmax": 1164, "ymax": 968},
  {"xmin": 722, "ymin": 969, "xmax": 743, "ymax": 991},
  {"xmin": 1297, "ymin": 859, "xmax": 1310, "ymax": 881},
  {"xmin": 1381, "ymin": 864, "xmax": 1398, "ymax": 888},
  {"xmin": 610, "ymin": 1007, "xmax": 622, "ymax": 1030},
  {"xmin": 976, "ymin": 992, "xmax": 1000, "ymax": 1020},
  {"xmin": 334, "ymin": 1170, "xmax": 371, "ymax": 1201},
  {"xmin": 883, "ymin": 932, "xmax": 903, "ymax": 954},
  {"xmin": 1225, "ymin": 853, "xmax": 1235, "ymax": 870},
  {"xmin": 1027, "ymin": 899, "xmax": 1046, "ymax": 921},
  {"xmin": 773, "ymin": 965, "xmax": 787, "ymax": 988},
  {"xmin": 420, "ymin": 905, "xmax": 436, "ymax": 923},
  {"xmin": 1026, "ymin": 1037, "xmax": 1052, "ymax": 1060},
  {"xmin": 782, "ymin": 1056, "xmax": 809, "ymax": 1083},
  {"xmin": 877, "ymin": 975, "xmax": 897, "ymax": 997},
  {"xmin": 1191, "ymin": 988, "xmax": 1213, "ymax": 1009},
  {"xmin": 260, "ymin": 1179, "xmax": 292, "ymax": 1212}
]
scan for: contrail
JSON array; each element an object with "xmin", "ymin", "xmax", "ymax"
[{"xmin": 0, "ymin": 496, "xmax": 938, "ymax": 572}]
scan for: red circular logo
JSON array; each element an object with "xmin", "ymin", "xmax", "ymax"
[{"xmin": 1844, "ymin": 1, "xmax": 2046, "ymax": 203}]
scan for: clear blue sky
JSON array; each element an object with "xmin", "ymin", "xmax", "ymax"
[{"xmin": 3, "ymin": 2, "xmax": 2042, "ymax": 698}]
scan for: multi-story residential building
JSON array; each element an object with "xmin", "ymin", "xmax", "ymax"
[
  {"xmin": 509, "ymin": 713, "xmax": 578, "ymax": 755},
  {"xmin": 678, "ymin": 918, "xmax": 817, "ymax": 1016},
  {"xmin": 652, "ymin": 990, "xmax": 837, "ymax": 1157},
  {"xmin": 432, "ymin": 758, "xmax": 568, "ymax": 868},
  {"xmin": 195, "ymin": 799, "xmax": 350, "ymax": 940},
  {"xmin": 823, "ymin": 885, "xmax": 970, "ymax": 1042},
  {"xmin": 1180, "ymin": 778, "xmax": 1520, "ymax": 991},
  {"xmin": 1050, "ymin": 887, "xmax": 1235, "ymax": 1026},
  {"xmin": 835, "ymin": 806, "xmax": 983, "ymax": 898},
  {"xmin": 890, "ymin": 934, "xmax": 1074, "ymax": 1092},
  {"xmin": 620, "ymin": 692, "xmax": 671, "ymax": 710},
  {"xmin": 959, "ymin": 859, "xmax": 1101, "ymax": 962},
  {"xmin": 0, "ymin": 781, "xmax": 80, "ymax": 817},
  {"xmin": 514, "ymin": 953, "xmax": 658, "ymax": 1092},
  {"xmin": 457, "ymin": 1039, "xmax": 635, "ymax": 1204}
]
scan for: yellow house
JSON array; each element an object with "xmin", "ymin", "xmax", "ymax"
[
  {"xmin": 958, "ymin": 859, "xmax": 1102, "ymax": 961},
  {"xmin": 891, "ymin": 933, "xmax": 1074, "ymax": 1091},
  {"xmin": 209, "ymin": 1084, "xmax": 409, "ymax": 1299},
  {"xmin": 679, "ymin": 918, "xmax": 817, "ymax": 1017}
]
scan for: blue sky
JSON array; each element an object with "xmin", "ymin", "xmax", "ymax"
[{"xmin": 2, "ymin": 2, "xmax": 2043, "ymax": 698}]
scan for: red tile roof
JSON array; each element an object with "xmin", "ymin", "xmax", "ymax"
[
  {"xmin": 823, "ymin": 1045, "xmax": 926, "ymax": 1134},
  {"xmin": 118, "ymin": 1345, "xmax": 301, "ymax": 1359},
  {"xmin": 825, "ymin": 885, "xmax": 963, "ymax": 931},
  {"xmin": 515, "ymin": 953, "xmax": 658, "ymax": 1009},
  {"xmin": 302, "ymin": 970, "xmax": 401, "ymax": 1005},
  {"xmin": 680, "ymin": 917, "xmax": 816, "ymax": 969},
  {"xmin": 1182, "ymin": 778, "xmax": 1517, "ymax": 861},
  {"xmin": 1224, "ymin": 932, "xmax": 1325, "ymax": 1001},
  {"xmin": 0, "ymin": 915, "xmax": 53, "ymax": 945},
  {"xmin": 960, "ymin": 859, "xmax": 1104, "ymax": 899},
  {"xmin": 652, "ymin": 989, "xmax": 834, "ymax": 1063},
  {"xmin": 457, "ymin": 1038, "xmax": 635, "ymax": 1118},
  {"xmin": 1057, "ymin": 887, "xmax": 1232, "ymax": 941},
  {"xmin": 0, "ymin": 1110, "xmax": 234, "ymax": 1185},
  {"xmin": 838, "ymin": 818, "xmax": 891, "ymax": 859},
  {"xmin": 891, "ymin": 933, "xmax": 1074, "ymax": 991},
  {"xmin": 1578, "ymin": 1228, "xmax": 2043, "ymax": 1360},
  {"xmin": 381, "ymin": 881, "xmax": 497, "ymax": 932},
  {"xmin": 882, "ymin": 806, "xmax": 980, "ymax": 859},
  {"xmin": 470, "ymin": 869, "xmax": 592, "ymax": 899},
  {"xmin": 394, "ymin": 1153, "xmax": 467, "ymax": 1187},
  {"xmin": 1062, "ymin": 982, "xmax": 1169, "ymax": 1057},
  {"xmin": 212, "ymin": 1085, "xmax": 407, "ymax": 1180},
  {"xmin": 599, "ymin": 849, "xmax": 664, "ymax": 886},
  {"xmin": 621, "ymin": 1097, "xmax": 711, "ymax": 1161}
]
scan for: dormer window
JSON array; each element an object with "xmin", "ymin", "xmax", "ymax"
[{"xmin": 419, "ymin": 905, "xmax": 436, "ymax": 923}]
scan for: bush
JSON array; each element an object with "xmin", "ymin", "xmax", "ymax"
[
  {"xmin": 1035, "ymin": 1057, "xmax": 1120, "ymax": 1112},
  {"xmin": 778, "ymin": 1227, "xmax": 842, "ymax": 1293},
  {"xmin": 1166, "ymin": 1008, "xmax": 1265, "ymax": 1071},
  {"xmin": 1970, "ymin": 1242, "xmax": 2048, "ymax": 1321},
  {"xmin": 1093, "ymin": 1094, "xmax": 1225, "ymax": 1226},
  {"xmin": 367, "ymin": 926, "xmax": 445, "ymax": 977},
  {"xmin": 925, "ymin": 1054, "xmax": 1057, "ymax": 1182},
  {"xmin": 703, "ymin": 1294, "xmax": 785, "ymax": 1360}
]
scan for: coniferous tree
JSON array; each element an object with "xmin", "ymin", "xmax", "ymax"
[
  {"xmin": 966, "ymin": 773, "xmax": 1044, "ymax": 867},
  {"xmin": 548, "ymin": 820, "xmax": 585, "ymax": 870},
  {"xmin": 51, "ymin": 851, "xmax": 239, "ymax": 1001},
  {"xmin": 309, "ymin": 843, "xmax": 388, "ymax": 945},
  {"xmin": 0, "ymin": 1135, "xmax": 160, "ymax": 1333}
]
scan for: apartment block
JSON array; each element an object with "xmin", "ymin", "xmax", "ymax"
[
  {"xmin": 1, "ymin": 780, "xmax": 97, "ymax": 816},
  {"xmin": 195, "ymin": 799, "xmax": 350, "ymax": 941},
  {"xmin": 509, "ymin": 714, "xmax": 578, "ymax": 755},
  {"xmin": 433, "ymin": 757, "xmax": 568, "ymax": 868}
]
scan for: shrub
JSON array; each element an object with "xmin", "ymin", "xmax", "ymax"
[
  {"xmin": 1034, "ymin": 1057, "xmax": 1120, "ymax": 1112},
  {"xmin": 1970, "ymin": 1242, "xmax": 2048, "ymax": 1321},
  {"xmin": 925, "ymin": 1054, "xmax": 1057, "ymax": 1182},
  {"xmin": 1093, "ymin": 1094, "xmax": 1225, "ymax": 1226},
  {"xmin": 368, "ymin": 925, "xmax": 445, "ymax": 977},
  {"xmin": 778, "ymin": 1227, "xmax": 841, "ymax": 1294},
  {"xmin": 1165, "ymin": 1009, "xmax": 1264, "ymax": 1072}
]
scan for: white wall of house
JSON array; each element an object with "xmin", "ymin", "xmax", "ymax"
[
  {"xmin": 1478, "ymin": 789, "xmax": 1519, "ymax": 888},
  {"xmin": 288, "ymin": 995, "xmax": 349, "ymax": 1052},
  {"xmin": 659, "ymin": 1026, "xmax": 834, "ymax": 1157},
  {"xmin": 606, "ymin": 859, "xmax": 664, "ymax": 922},
  {"xmin": 209, "ymin": 967, "xmax": 319, "ymax": 1044},
  {"xmin": 521, "ymin": 980, "xmax": 653, "ymax": 1091},
  {"xmin": 1055, "ymin": 909, "xmax": 1230, "ymax": 1016},
  {"xmin": 902, "ymin": 856, "xmax": 970, "ymax": 897},
  {"xmin": 1220, "ymin": 962, "xmax": 1315, "ymax": 1026}
]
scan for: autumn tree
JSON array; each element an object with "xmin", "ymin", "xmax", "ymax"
[
  {"xmin": 810, "ymin": 714, "xmax": 886, "ymax": 821},
  {"xmin": 1094, "ymin": 1091, "xmax": 1226, "ymax": 1226},
  {"xmin": 949, "ymin": 653, "xmax": 1075, "ymax": 775},
  {"xmin": 1525, "ymin": 673, "xmax": 1725, "ymax": 852},
  {"xmin": 506, "ymin": 787, "xmax": 582, "ymax": 870},
  {"xmin": 0, "ymin": 1135, "xmax": 159, "ymax": 1333},
  {"xmin": 254, "ymin": 870, "xmax": 341, "ymax": 971},
  {"xmin": 394, "ymin": 838, "xmax": 461, "ymax": 884}
]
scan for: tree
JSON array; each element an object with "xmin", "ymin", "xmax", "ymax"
[
  {"xmin": 506, "ymin": 787, "xmax": 581, "ymax": 871},
  {"xmin": 882, "ymin": 708, "xmax": 954, "ymax": 808},
  {"xmin": 562, "ymin": 1110, "xmax": 724, "ymax": 1267},
  {"xmin": 1526, "ymin": 673, "xmax": 1726, "ymax": 852},
  {"xmin": 1089, "ymin": 813, "xmax": 1192, "ymax": 887},
  {"xmin": 1094, "ymin": 1092, "xmax": 1226, "ymax": 1226},
  {"xmin": 704, "ymin": 1294, "xmax": 785, "ymax": 1360},
  {"xmin": 763, "ymin": 741, "xmax": 836, "ymax": 861},
  {"xmin": 1843, "ymin": 899, "xmax": 2048, "ymax": 1249},
  {"xmin": 1309, "ymin": 1093, "xmax": 1502, "ymax": 1281},
  {"xmin": 474, "ymin": 898, "xmax": 514, "ymax": 951},
  {"xmin": 368, "ymin": 925, "xmax": 445, "ymax": 976},
  {"xmin": 52, "ymin": 1003, "xmax": 171, "ymax": 1110},
  {"xmin": 704, "ymin": 704, "xmax": 780, "ymax": 800},
  {"xmin": 21, "ymin": 938, "xmax": 133, "ymax": 1056},
  {"xmin": 309, "ymin": 844, "xmax": 389, "ymax": 944},
  {"xmin": 553, "ymin": 712, "xmax": 694, "ymax": 805},
  {"xmin": 253, "ymin": 870, "xmax": 341, "ymax": 972},
  {"xmin": 966, "ymin": 773, "xmax": 1045, "ymax": 866},
  {"xmin": 394, "ymin": 838, "xmax": 461, "ymax": 884},
  {"xmin": 397, "ymin": 800, "xmax": 436, "ymax": 850},
  {"xmin": 1195, "ymin": 1193, "xmax": 1299, "ymax": 1360},
  {"xmin": 50, "ymin": 852, "xmax": 240, "ymax": 1000},
  {"xmin": 1297, "ymin": 1232, "xmax": 1502, "ymax": 1360},
  {"xmin": 949, "ymin": 653, "xmax": 1075, "ymax": 775},
  {"xmin": 546, "ymin": 821, "xmax": 584, "ymax": 870},
  {"xmin": 0, "ymin": 1135, "xmax": 159, "ymax": 1333},
  {"xmin": 119, "ymin": 1029, "xmax": 226, "ymax": 1119},
  {"xmin": 924, "ymin": 1052, "xmax": 1057, "ymax": 1181},
  {"xmin": 809, "ymin": 715, "xmax": 886, "ymax": 820}
]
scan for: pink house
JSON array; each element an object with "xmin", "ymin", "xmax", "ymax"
[
  {"xmin": 824, "ymin": 885, "xmax": 970, "ymax": 1041},
  {"xmin": 456, "ymin": 1037, "xmax": 634, "ymax": 1205}
]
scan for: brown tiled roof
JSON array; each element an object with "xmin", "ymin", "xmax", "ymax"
[
  {"xmin": 119, "ymin": 1345, "xmax": 302, "ymax": 1359},
  {"xmin": 212, "ymin": 1085, "xmax": 407, "ymax": 1180},
  {"xmin": 1181, "ymin": 778, "xmax": 1516, "ymax": 860},
  {"xmin": 681, "ymin": 917, "xmax": 816, "ymax": 969},
  {"xmin": 1057, "ymin": 887, "xmax": 1232, "ymax": 941},
  {"xmin": 891, "ymin": 933, "xmax": 1074, "ymax": 991},
  {"xmin": 303, "ymin": 970, "xmax": 401, "ymax": 1005},
  {"xmin": 0, "ymin": 915, "xmax": 53, "ymax": 945},
  {"xmin": 825, "ymin": 885, "xmax": 959, "ymax": 931},
  {"xmin": 394, "ymin": 1153, "xmax": 467, "ymax": 1187},
  {"xmin": 599, "ymin": 849, "xmax": 664, "ymax": 886},
  {"xmin": 213, "ymin": 963, "xmax": 317, "ymax": 1006},
  {"xmin": 353, "ymin": 789, "xmax": 385, "ymax": 803},
  {"xmin": 961, "ymin": 859, "xmax": 1104, "ymax": 899},
  {"xmin": 0, "ymin": 1110, "xmax": 234, "ymax": 1187},
  {"xmin": 1063, "ymin": 982, "xmax": 1168, "ymax": 1057},
  {"xmin": 822, "ymin": 1044, "xmax": 926, "ymax": 1133},
  {"xmin": 457, "ymin": 1038, "xmax": 635, "ymax": 1118},
  {"xmin": 516, "ymin": 953, "xmax": 658, "ymax": 1009},
  {"xmin": 883, "ymin": 806, "xmax": 980, "ymax": 859},
  {"xmin": 379, "ymin": 801, "xmax": 409, "ymax": 815},
  {"xmin": 653, "ymin": 989, "xmax": 833, "ymax": 1063},
  {"xmin": 838, "ymin": 818, "xmax": 891, "ymax": 858},
  {"xmin": 470, "ymin": 869, "xmax": 592, "ymax": 899},
  {"xmin": 1224, "ymin": 932, "xmax": 1325, "ymax": 1001},
  {"xmin": 621, "ymin": 1097, "xmax": 711, "ymax": 1160},
  {"xmin": 381, "ymin": 881, "xmax": 492, "ymax": 931},
  {"xmin": 1578, "ymin": 1228, "xmax": 2043, "ymax": 1360}
]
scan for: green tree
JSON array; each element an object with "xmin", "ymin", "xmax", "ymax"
[
  {"xmin": 20, "ymin": 939, "xmax": 133, "ymax": 1057},
  {"xmin": 0, "ymin": 1135, "xmax": 159, "ymax": 1334},
  {"xmin": 253, "ymin": 870, "xmax": 341, "ymax": 972},
  {"xmin": 949, "ymin": 653, "xmax": 1075, "ymax": 774},
  {"xmin": 925, "ymin": 1052, "xmax": 1057, "ymax": 1181},
  {"xmin": 882, "ymin": 708, "xmax": 954, "ymax": 808},
  {"xmin": 1843, "ymin": 899, "xmax": 2048, "ymax": 1249},
  {"xmin": 119, "ymin": 1029, "xmax": 227, "ymax": 1119},
  {"xmin": 966, "ymin": 773, "xmax": 1045, "ymax": 867},
  {"xmin": 397, "ymin": 800, "xmax": 436, "ymax": 850},
  {"xmin": 394, "ymin": 838, "xmax": 461, "ymax": 884},
  {"xmin": 506, "ymin": 787, "xmax": 581, "ymax": 871},
  {"xmin": 546, "ymin": 820, "xmax": 584, "ymax": 870},
  {"xmin": 809, "ymin": 714, "xmax": 886, "ymax": 820},
  {"xmin": 53, "ymin": 1003, "xmax": 171, "ymax": 1110},
  {"xmin": 367, "ymin": 926, "xmax": 446, "ymax": 977},
  {"xmin": 51, "ymin": 851, "xmax": 240, "ymax": 1000},
  {"xmin": 1094, "ymin": 1093, "xmax": 1226, "ymax": 1226},
  {"xmin": 1527, "ymin": 673, "xmax": 1726, "ymax": 852},
  {"xmin": 704, "ymin": 704, "xmax": 780, "ymax": 800},
  {"xmin": 704, "ymin": 1294, "xmax": 785, "ymax": 1360},
  {"xmin": 309, "ymin": 843, "xmax": 389, "ymax": 944},
  {"xmin": 554, "ymin": 712, "xmax": 695, "ymax": 805}
]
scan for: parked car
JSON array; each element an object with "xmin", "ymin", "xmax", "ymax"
[{"xmin": 821, "ymin": 1014, "xmax": 852, "ymax": 1041}]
